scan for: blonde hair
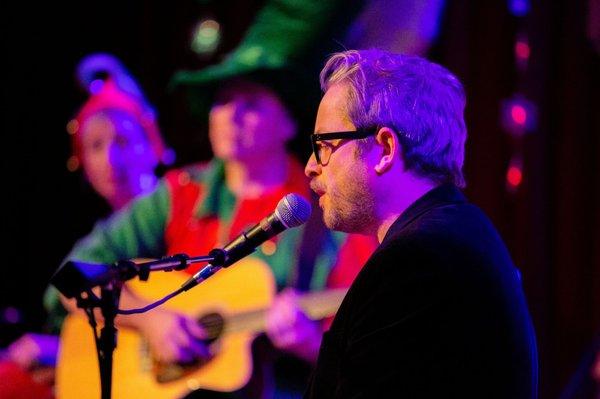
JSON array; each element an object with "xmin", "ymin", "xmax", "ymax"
[{"xmin": 320, "ymin": 49, "xmax": 467, "ymax": 187}]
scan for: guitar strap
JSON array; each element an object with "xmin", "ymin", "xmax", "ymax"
[{"xmin": 292, "ymin": 194, "xmax": 328, "ymax": 292}]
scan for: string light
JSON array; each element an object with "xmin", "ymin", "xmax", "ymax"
[
  {"xmin": 501, "ymin": 0, "xmax": 537, "ymax": 192},
  {"xmin": 515, "ymin": 39, "xmax": 530, "ymax": 60},
  {"xmin": 506, "ymin": 158, "xmax": 524, "ymax": 190}
]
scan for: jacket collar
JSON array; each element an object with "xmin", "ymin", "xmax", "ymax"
[{"xmin": 381, "ymin": 184, "xmax": 467, "ymax": 245}]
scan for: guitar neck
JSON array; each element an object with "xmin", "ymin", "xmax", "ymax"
[{"xmin": 223, "ymin": 288, "xmax": 348, "ymax": 335}]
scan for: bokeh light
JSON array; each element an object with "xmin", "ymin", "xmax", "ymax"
[
  {"xmin": 511, "ymin": 104, "xmax": 528, "ymax": 126},
  {"xmin": 191, "ymin": 19, "xmax": 221, "ymax": 55}
]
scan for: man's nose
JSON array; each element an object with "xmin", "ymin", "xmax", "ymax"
[{"xmin": 305, "ymin": 153, "xmax": 321, "ymax": 178}]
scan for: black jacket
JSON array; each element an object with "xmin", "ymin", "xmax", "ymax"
[{"xmin": 305, "ymin": 185, "xmax": 538, "ymax": 398}]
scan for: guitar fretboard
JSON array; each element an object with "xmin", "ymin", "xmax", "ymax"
[{"xmin": 202, "ymin": 288, "xmax": 348, "ymax": 336}]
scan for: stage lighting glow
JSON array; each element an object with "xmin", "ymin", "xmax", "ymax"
[
  {"xmin": 508, "ymin": 0, "xmax": 530, "ymax": 17},
  {"xmin": 192, "ymin": 19, "xmax": 221, "ymax": 55},
  {"xmin": 501, "ymin": 96, "xmax": 537, "ymax": 136},
  {"xmin": 515, "ymin": 40, "xmax": 530, "ymax": 60},
  {"xmin": 67, "ymin": 155, "xmax": 80, "ymax": 172},
  {"xmin": 66, "ymin": 119, "xmax": 79, "ymax": 135},
  {"xmin": 511, "ymin": 104, "xmax": 527, "ymax": 125},
  {"xmin": 507, "ymin": 165, "xmax": 523, "ymax": 188},
  {"xmin": 261, "ymin": 240, "xmax": 277, "ymax": 256}
]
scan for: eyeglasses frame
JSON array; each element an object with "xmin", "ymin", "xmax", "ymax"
[{"xmin": 310, "ymin": 128, "xmax": 378, "ymax": 165}]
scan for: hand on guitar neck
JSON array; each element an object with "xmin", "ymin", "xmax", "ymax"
[{"xmin": 266, "ymin": 289, "xmax": 323, "ymax": 363}]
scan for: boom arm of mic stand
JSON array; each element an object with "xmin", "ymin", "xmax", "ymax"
[
  {"xmin": 130, "ymin": 251, "xmax": 224, "ymax": 281},
  {"xmin": 116, "ymin": 249, "xmax": 227, "ymax": 314}
]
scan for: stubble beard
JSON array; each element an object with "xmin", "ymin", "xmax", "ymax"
[{"xmin": 323, "ymin": 175, "xmax": 376, "ymax": 235}]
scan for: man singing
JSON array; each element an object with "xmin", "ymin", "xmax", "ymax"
[{"xmin": 304, "ymin": 49, "xmax": 538, "ymax": 398}]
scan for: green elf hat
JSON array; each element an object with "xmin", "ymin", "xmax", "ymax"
[
  {"xmin": 170, "ymin": 44, "xmax": 319, "ymax": 135},
  {"xmin": 169, "ymin": 0, "xmax": 355, "ymax": 129}
]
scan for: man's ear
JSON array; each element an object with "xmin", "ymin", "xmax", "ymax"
[{"xmin": 374, "ymin": 127, "xmax": 400, "ymax": 174}]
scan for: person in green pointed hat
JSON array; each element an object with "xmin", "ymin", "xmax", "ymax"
[{"xmin": 169, "ymin": 0, "xmax": 371, "ymax": 154}]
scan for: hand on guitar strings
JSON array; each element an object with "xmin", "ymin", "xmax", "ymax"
[
  {"xmin": 134, "ymin": 308, "xmax": 210, "ymax": 364},
  {"xmin": 265, "ymin": 289, "xmax": 323, "ymax": 363},
  {"xmin": 59, "ymin": 284, "xmax": 210, "ymax": 364}
]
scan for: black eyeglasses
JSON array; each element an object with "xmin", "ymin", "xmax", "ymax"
[{"xmin": 310, "ymin": 128, "xmax": 378, "ymax": 165}]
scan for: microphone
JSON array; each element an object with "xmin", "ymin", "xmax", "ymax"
[{"xmin": 181, "ymin": 193, "xmax": 312, "ymax": 291}]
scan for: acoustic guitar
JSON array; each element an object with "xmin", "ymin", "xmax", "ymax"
[{"xmin": 56, "ymin": 258, "xmax": 347, "ymax": 399}]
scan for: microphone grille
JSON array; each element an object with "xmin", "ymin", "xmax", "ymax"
[{"xmin": 275, "ymin": 193, "xmax": 312, "ymax": 228}]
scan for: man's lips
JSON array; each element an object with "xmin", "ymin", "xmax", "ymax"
[{"xmin": 310, "ymin": 181, "xmax": 325, "ymax": 197}]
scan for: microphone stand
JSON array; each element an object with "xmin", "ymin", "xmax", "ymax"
[
  {"xmin": 72, "ymin": 251, "xmax": 226, "ymax": 399},
  {"xmin": 99, "ymin": 284, "xmax": 119, "ymax": 399},
  {"xmin": 73, "ymin": 284, "xmax": 121, "ymax": 399},
  {"xmin": 56, "ymin": 193, "xmax": 309, "ymax": 399}
]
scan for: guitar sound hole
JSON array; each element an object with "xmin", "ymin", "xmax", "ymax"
[
  {"xmin": 153, "ymin": 312, "xmax": 225, "ymax": 384},
  {"xmin": 198, "ymin": 312, "xmax": 225, "ymax": 343}
]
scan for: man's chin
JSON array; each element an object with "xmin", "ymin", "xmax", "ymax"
[
  {"xmin": 323, "ymin": 211, "xmax": 349, "ymax": 233},
  {"xmin": 324, "ymin": 209, "xmax": 373, "ymax": 235}
]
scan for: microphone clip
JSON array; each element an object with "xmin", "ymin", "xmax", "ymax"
[{"xmin": 207, "ymin": 248, "xmax": 227, "ymax": 267}]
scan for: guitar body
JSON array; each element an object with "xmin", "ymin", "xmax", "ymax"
[{"xmin": 56, "ymin": 258, "xmax": 275, "ymax": 399}]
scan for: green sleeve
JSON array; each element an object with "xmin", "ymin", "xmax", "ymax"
[{"xmin": 43, "ymin": 181, "xmax": 171, "ymax": 332}]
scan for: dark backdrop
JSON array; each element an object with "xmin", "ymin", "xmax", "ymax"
[
  {"xmin": 1, "ymin": 1, "xmax": 598, "ymax": 397},
  {"xmin": 433, "ymin": 2, "xmax": 600, "ymax": 397}
]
